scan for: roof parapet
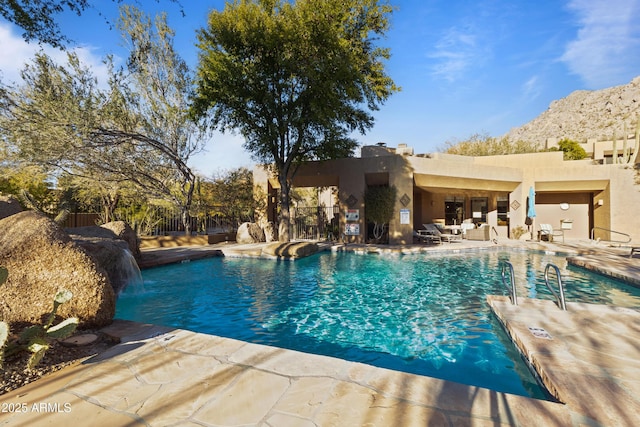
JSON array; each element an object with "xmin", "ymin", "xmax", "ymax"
[{"xmin": 361, "ymin": 143, "xmax": 414, "ymax": 157}]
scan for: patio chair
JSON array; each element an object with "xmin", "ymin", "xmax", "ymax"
[
  {"xmin": 466, "ymin": 224, "xmax": 491, "ymax": 241},
  {"xmin": 538, "ymin": 224, "xmax": 564, "ymax": 243},
  {"xmin": 460, "ymin": 222, "xmax": 476, "ymax": 238},
  {"xmin": 422, "ymin": 223, "xmax": 461, "ymax": 243},
  {"xmin": 414, "ymin": 229, "xmax": 441, "ymax": 244}
]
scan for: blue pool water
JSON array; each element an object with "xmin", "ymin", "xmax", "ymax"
[{"xmin": 116, "ymin": 250, "xmax": 640, "ymax": 399}]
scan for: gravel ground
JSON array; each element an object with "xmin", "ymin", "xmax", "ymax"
[{"xmin": 1, "ymin": 326, "xmax": 118, "ymax": 396}]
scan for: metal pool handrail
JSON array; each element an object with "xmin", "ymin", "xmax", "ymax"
[
  {"xmin": 590, "ymin": 226, "xmax": 631, "ymax": 244},
  {"xmin": 544, "ymin": 263, "xmax": 567, "ymax": 310},
  {"xmin": 500, "ymin": 261, "xmax": 518, "ymax": 305}
]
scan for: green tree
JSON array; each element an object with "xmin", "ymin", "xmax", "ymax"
[
  {"xmin": 0, "ymin": 0, "xmax": 181, "ymax": 48},
  {"xmin": 554, "ymin": 138, "xmax": 587, "ymax": 160},
  {"xmin": 192, "ymin": 0, "xmax": 399, "ymax": 242},
  {"xmin": 0, "ymin": 0, "xmax": 90, "ymax": 48},
  {"xmin": 206, "ymin": 167, "xmax": 259, "ymax": 226},
  {"xmin": 0, "ymin": 6, "xmax": 207, "ymax": 233},
  {"xmin": 0, "ymin": 164, "xmax": 54, "ymax": 207},
  {"xmin": 364, "ymin": 184, "xmax": 396, "ymax": 242},
  {"xmin": 442, "ymin": 133, "xmax": 540, "ymax": 156},
  {"xmin": 112, "ymin": 5, "xmax": 208, "ymax": 233}
]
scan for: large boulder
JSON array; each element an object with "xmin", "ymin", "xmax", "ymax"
[
  {"xmin": 100, "ymin": 221, "xmax": 140, "ymax": 259},
  {"xmin": 67, "ymin": 222, "xmax": 142, "ymax": 295},
  {"xmin": 262, "ymin": 222, "xmax": 277, "ymax": 243},
  {"xmin": 0, "ymin": 211, "xmax": 115, "ymax": 328},
  {"xmin": 72, "ymin": 238, "xmax": 141, "ymax": 295},
  {"xmin": 236, "ymin": 222, "xmax": 266, "ymax": 244},
  {"xmin": 69, "ymin": 221, "xmax": 140, "ymax": 259},
  {"xmin": 0, "ymin": 195, "xmax": 22, "ymax": 220}
]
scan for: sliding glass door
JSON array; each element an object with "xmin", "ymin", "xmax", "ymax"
[{"xmin": 444, "ymin": 197, "xmax": 464, "ymax": 225}]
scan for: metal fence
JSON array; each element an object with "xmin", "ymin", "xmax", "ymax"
[
  {"xmin": 63, "ymin": 204, "xmax": 339, "ymax": 240},
  {"xmin": 62, "ymin": 213, "xmax": 101, "ymax": 228},
  {"xmin": 291, "ymin": 205, "xmax": 340, "ymax": 241},
  {"xmin": 62, "ymin": 205, "xmax": 255, "ymax": 236}
]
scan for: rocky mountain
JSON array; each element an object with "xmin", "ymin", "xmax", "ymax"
[{"xmin": 505, "ymin": 76, "xmax": 640, "ymax": 145}]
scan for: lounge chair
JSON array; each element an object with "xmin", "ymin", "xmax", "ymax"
[
  {"xmin": 422, "ymin": 223, "xmax": 461, "ymax": 243},
  {"xmin": 414, "ymin": 229, "xmax": 441, "ymax": 244},
  {"xmin": 538, "ymin": 224, "xmax": 564, "ymax": 243}
]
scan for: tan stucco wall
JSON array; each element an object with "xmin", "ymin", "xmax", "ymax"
[
  {"xmin": 607, "ymin": 166, "xmax": 640, "ymax": 242},
  {"xmin": 254, "ymin": 149, "xmax": 640, "ymax": 244}
]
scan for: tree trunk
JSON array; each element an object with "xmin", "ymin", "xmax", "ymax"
[
  {"xmin": 101, "ymin": 193, "xmax": 119, "ymax": 224},
  {"xmin": 278, "ymin": 174, "xmax": 291, "ymax": 242},
  {"xmin": 180, "ymin": 176, "xmax": 197, "ymax": 236},
  {"xmin": 181, "ymin": 207, "xmax": 191, "ymax": 235}
]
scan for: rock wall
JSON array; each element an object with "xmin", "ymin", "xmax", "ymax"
[
  {"xmin": 67, "ymin": 221, "xmax": 140, "ymax": 259},
  {"xmin": 506, "ymin": 76, "xmax": 640, "ymax": 144}
]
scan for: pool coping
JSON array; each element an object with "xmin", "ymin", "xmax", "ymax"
[
  {"xmin": 2, "ymin": 240, "xmax": 639, "ymax": 426},
  {"xmin": 0, "ymin": 319, "xmax": 581, "ymax": 426},
  {"xmin": 488, "ymin": 296, "xmax": 640, "ymax": 427}
]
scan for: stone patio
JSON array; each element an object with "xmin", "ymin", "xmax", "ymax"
[{"xmin": 1, "ymin": 239, "xmax": 639, "ymax": 426}]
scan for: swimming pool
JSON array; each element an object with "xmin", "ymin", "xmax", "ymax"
[{"xmin": 116, "ymin": 249, "xmax": 640, "ymax": 399}]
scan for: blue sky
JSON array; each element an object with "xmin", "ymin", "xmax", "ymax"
[{"xmin": 1, "ymin": 0, "xmax": 639, "ymax": 177}]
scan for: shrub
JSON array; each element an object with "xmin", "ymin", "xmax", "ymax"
[
  {"xmin": 511, "ymin": 226, "xmax": 527, "ymax": 240},
  {"xmin": 364, "ymin": 185, "xmax": 397, "ymax": 242},
  {"xmin": 554, "ymin": 138, "xmax": 587, "ymax": 160}
]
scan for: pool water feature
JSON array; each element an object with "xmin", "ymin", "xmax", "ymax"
[{"xmin": 116, "ymin": 250, "xmax": 640, "ymax": 399}]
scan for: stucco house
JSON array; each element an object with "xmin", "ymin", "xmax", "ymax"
[{"xmin": 254, "ymin": 143, "xmax": 639, "ymax": 245}]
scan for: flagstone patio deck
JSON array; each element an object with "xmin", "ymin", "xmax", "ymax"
[{"xmin": 1, "ymin": 239, "xmax": 638, "ymax": 426}]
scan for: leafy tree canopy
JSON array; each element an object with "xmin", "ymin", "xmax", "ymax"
[
  {"xmin": 0, "ymin": 0, "xmax": 89, "ymax": 48},
  {"xmin": 0, "ymin": 0, "xmax": 182, "ymax": 48},
  {"xmin": 205, "ymin": 167, "xmax": 260, "ymax": 220},
  {"xmin": 0, "ymin": 6, "xmax": 205, "ymax": 232},
  {"xmin": 442, "ymin": 133, "xmax": 540, "ymax": 156},
  {"xmin": 552, "ymin": 138, "xmax": 588, "ymax": 160},
  {"xmin": 364, "ymin": 184, "xmax": 396, "ymax": 241},
  {"xmin": 192, "ymin": 0, "xmax": 399, "ymax": 241}
]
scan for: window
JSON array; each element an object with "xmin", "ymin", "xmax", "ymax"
[
  {"xmin": 497, "ymin": 196, "xmax": 509, "ymax": 226},
  {"xmin": 470, "ymin": 197, "xmax": 488, "ymax": 224}
]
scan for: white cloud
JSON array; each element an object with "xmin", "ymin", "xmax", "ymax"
[
  {"xmin": 0, "ymin": 23, "xmax": 38, "ymax": 84},
  {"xmin": 428, "ymin": 27, "xmax": 480, "ymax": 82},
  {"xmin": 0, "ymin": 22, "xmax": 112, "ymax": 86},
  {"xmin": 522, "ymin": 75, "xmax": 541, "ymax": 101},
  {"xmin": 561, "ymin": 0, "xmax": 640, "ymax": 88}
]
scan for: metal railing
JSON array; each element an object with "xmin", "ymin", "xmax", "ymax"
[
  {"xmin": 500, "ymin": 261, "xmax": 518, "ymax": 305},
  {"xmin": 590, "ymin": 227, "xmax": 631, "ymax": 245},
  {"xmin": 62, "ymin": 205, "xmax": 255, "ymax": 236},
  {"xmin": 291, "ymin": 205, "xmax": 340, "ymax": 241},
  {"xmin": 491, "ymin": 226, "xmax": 499, "ymax": 244},
  {"xmin": 544, "ymin": 263, "xmax": 567, "ymax": 310}
]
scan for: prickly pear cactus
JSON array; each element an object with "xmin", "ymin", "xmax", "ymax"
[{"xmin": 27, "ymin": 289, "xmax": 78, "ymax": 369}]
